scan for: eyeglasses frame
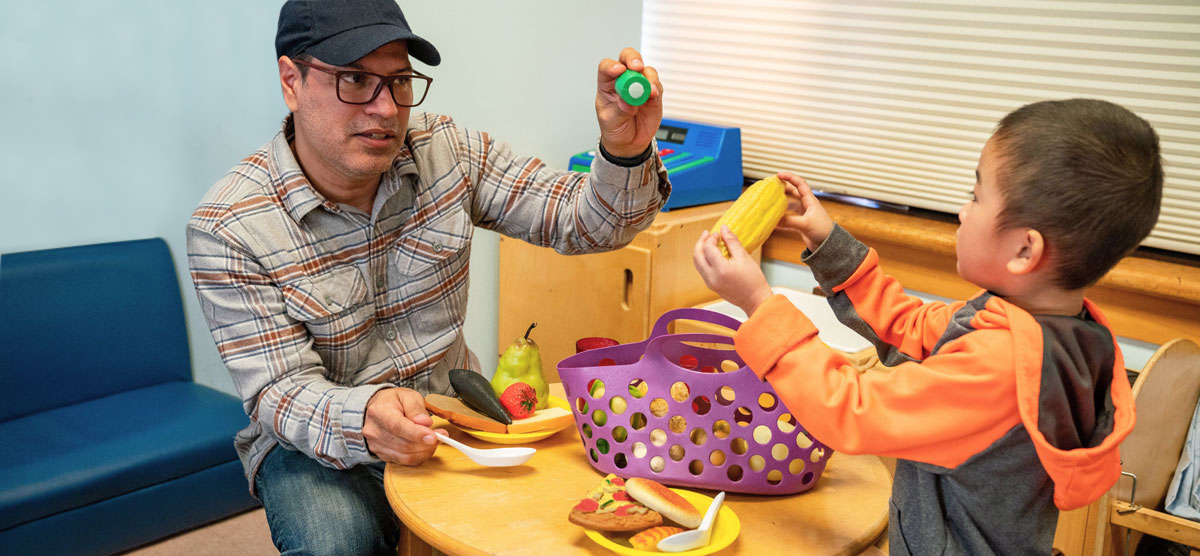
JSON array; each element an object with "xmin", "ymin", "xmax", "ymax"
[{"xmin": 291, "ymin": 58, "xmax": 432, "ymax": 107}]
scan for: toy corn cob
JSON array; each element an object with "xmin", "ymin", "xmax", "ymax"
[{"xmin": 710, "ymin": 175, "xmax": 788, "ymax": 257}]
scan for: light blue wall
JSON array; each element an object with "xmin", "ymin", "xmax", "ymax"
[{"xmin": 0, "ymin": 1, "xmax": 642, "ymax": 394}]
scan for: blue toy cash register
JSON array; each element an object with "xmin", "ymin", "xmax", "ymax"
[{"xmin": 569, "ymin": 118, "xmax": 743, "ymax": 211}]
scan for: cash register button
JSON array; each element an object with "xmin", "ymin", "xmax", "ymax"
[{"xmin": 659, "ymin": 148, "xmax": 675, "ymax": 156}]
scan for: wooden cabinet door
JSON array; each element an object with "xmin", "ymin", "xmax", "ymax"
[{"xmin": 498, "ymin": 237, "xmax": 651, "ymax": 382}]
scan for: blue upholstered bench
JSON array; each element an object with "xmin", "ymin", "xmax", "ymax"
[{"xmin": 0, "ymin": 238, "xmax": 257, "ymax": 555}]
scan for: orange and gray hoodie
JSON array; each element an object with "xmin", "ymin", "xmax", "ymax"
[{"xmin": 734, "ymin": 225, "xmax": 1134, "ymax": 556}]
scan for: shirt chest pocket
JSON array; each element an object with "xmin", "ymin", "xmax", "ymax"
[
  {"xmin": 280, "ymin": 264, "xmax": 370, "ymax": 324},
  {"xmin": 394, "ymin": 208, "xmax": 473, "ymax": 277}
]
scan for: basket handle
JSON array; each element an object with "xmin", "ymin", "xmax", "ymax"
[
  {"xmin": 649, "ymin": 307, "xmax": 743, "ymax": 339},
  {"xmin": 642, "ymin": 332, "xmax": 748, "ymax": 372}
]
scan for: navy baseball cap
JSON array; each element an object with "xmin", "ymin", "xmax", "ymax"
[{"xmin": 275, "ymin": 0, "xmax": 441, "ymax": 67}]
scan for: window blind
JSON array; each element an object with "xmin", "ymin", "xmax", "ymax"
[{"xmin": 642, "ymin": 0, "xmax": 1200, "ymax": 255}]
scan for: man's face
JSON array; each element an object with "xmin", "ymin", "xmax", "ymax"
[{"xmin": 286, "ymin": 41, "xmax": 414, "ymax": 189}]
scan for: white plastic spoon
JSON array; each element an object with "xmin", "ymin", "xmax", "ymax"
[
  {"xmin": 434, "ymin": 433, "xmax": 535, "ymax": 467},
  {"xmin": 657, "ymin": 491, "xmax": 726, "ymax": 553}
]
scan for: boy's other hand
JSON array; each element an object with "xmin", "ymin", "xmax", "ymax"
[
  {"xmin": 777, "ymin": 173, "xmax": 834, "ymax": 253},
  {"xmin": 693, "ymin": 226, "xmax": 773, "ymax": 317}
]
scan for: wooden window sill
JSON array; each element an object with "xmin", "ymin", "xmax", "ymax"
[{"xmin": 762, "ymin": 199, "xmax": 1200, "ymax": 347}]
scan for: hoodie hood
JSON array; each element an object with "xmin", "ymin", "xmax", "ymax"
[{"xmin": 995, "ymin": 297, "xmax": 1135, "ymax": 510}]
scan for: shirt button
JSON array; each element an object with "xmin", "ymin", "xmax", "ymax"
[
  {"xmin": 433, "ymin": 242, "xmax": 443, "ymax": 253},
  {"xmin": 323, "ymin": 293, "xmax": 333, "ymax": 305},
  {"xmin": 376, "ymin": 277, "xmax": 385, "ymax": 289},
  {"xmin": 386, "ymin": 330, "xmax": 397, "ymax": 340}
]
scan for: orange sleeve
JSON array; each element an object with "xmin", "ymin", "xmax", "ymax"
[
  {"xmin": 735, "ymin": 294, "xmax": 1021, "ymax": 468},
  {"xmin": 834, "ymin": 249, "xmax": 968, "ymax": 361}
]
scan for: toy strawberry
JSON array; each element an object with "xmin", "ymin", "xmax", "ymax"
[{"xmin": 499, "ymin": 382, "xmax": 538, "ymax": 419}]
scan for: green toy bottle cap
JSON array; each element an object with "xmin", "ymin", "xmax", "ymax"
[{"xmin": 615, "ymin": 69, "xmax": 651, "ymax": 106}]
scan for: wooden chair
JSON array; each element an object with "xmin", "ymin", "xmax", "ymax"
[{"xmin": 1053, "ymin": 338, "xmax": 1200, "ymax": 556}]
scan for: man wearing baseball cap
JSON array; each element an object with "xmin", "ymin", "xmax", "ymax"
[{"xmin": 187, "ymin": 0, "xmax": 669, "ymax": 553}]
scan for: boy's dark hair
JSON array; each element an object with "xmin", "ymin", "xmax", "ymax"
[{"xmin": 991, "ymin": 98, "xmax": 1163, "ymax": 289}]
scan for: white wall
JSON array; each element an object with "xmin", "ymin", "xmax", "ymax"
[{"xmin": 0, "ymin": 1, "xmax": 642, "ymax": 394}]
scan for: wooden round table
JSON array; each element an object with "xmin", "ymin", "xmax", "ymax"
[{"xmin": 384, "ymin": 393, "xmax": 891, "ymax": 555}]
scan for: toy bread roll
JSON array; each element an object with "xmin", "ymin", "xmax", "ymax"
[
  {"xmin": 624, "ymin": 477, "xmax": 702, "ymax": 529},
  {"xmin": 629, "ymin": 526, "xmax": 685, "ymax": 550}
]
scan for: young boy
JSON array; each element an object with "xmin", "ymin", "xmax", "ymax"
[{"xmin": 693, "ymin": 99, "xmax": 1162, "ymax": 555}]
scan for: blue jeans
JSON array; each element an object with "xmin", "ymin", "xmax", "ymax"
[{"xmin": 256, "ymin": 446, "xmax": 399, "ymax": 556}]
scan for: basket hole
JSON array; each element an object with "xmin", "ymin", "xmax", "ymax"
[
  {"xmin": 810, "ymin": 448, "xmax": 826, "ymax": 463},
  {"xmin": 796, "ymin": 431, "xmax": 814, "ymax": 449},
  {"xmin": 731, "ymin": 438, "xmax": 748, "ymax": 455},
  {"xmin": 599, "ymin": 358, "xmax": 617, "ymax": 366},
  {"xmin": 734, "ymin": 406, "xmax": 753, "ymax": 426},
  {"xmin": 669, "ymin": 444, "xmax": 685, "ymax": 462},
  {"xmin": 582, "ymin": 424, "xmax": 593, "ymax": 439},
  {"xmin": 709, "ymin": 449, "xmax": 727, "ymax": 466},
  {"xmin": 650, "ymin": 398, "xmax": 670, "ymax": 418},
  {"xmin": 670, "ymin": 381, "xmax": 690, "ymax": 402},
  {"xmin": 802, "ymin": 471, "xmax": 814, "ymax": 484},
  {"xmin": 668, "ymin": 415, "xmax": 687, "ymax": 434},
  {"xmin": 727, "ymin": 465, "xmax": 744, "ymax": 482},
  {"xmin": 721, "ymin": 359, "xmax": 741, "ymax": 373},
  {"xmin": 700, "ymin": 365, "xmax": 718, "ymax": 373},
  {"xmin": 589, "ymin": 449, "xmax": 599, "ymax": 462},
  {"xmin": 591, "ymin": 410, "xmax": 608, "ymax": 426},
  {"xmin": 575, "ymin": 397, "xmax": 589, "ymax": 414},
  {"xmin": 630, "ymin": 412, "xmax": 648, "ymax": 430},
  {"xmin": 650, "ymin": 428, "xmax": 667, "ymax": 447},
  {"xmin": 597, "ymin": 438, "xmax": 610, "ymax": 454},
  {"xmin": 628, "ymin": 379, "xmax": 648, "ymax": 399},
  {"xmin": 689, "ymin": 428, "xmax": 707, "ymax": 446},
  {"xmin": 614, "ymin": 453, "xmax": 628, "ymax": 468},
  {"xmin": 688, "ymin": 460, "xmax": 704, "ymax": 476},
  {"xmin": 609, "ymin": 396, "xmax": 628, "ymax": 415},
  {"xmin": 766, "ymin": 470, "xmax": 784, "ymax": 485},
  {"xmin": 789, "ymin": 459, "xmax": 805, "ymax": 475},
  {"xmin": 650, "ymin": 456, "xmax": 666, "ymax": 472},
  {"xmin": 753, "ymin": 425, "xmax": 772, "ymax": 444},
  {"xmin": 678, "ymin": 354, "xmax": 699, "ymax": 370},
  {"xmin": 712, "ymin": 420, "xmax": 731, "ymax": 439},
  {"xmin": 777, "ymin": 413, "xmax": 797, "ymax": 434},
  {"xmin": 772, "ymin": 444, "xmax": 789, "ymax": 461},
  {"xmin": 749, "ymin": 455, "xmax": 766, "ymax": 472},
  {"xmin": 632, "ymin": 442, "xmax": 648, "ymax": 458},
  {"xmin": 691, "ymin": 395, "xmax": 712, "ymax": 416},
  {"xmin": 758, "ymin": 392, "xmax": 778, "ymax": 412},
  {"xmin": 716, "ymin": 386, "xmax": 736, "ymax": 405},
  {"xmin": 587, "ymin": 379, "xmax": 606, "ymax": 398},
  {"xmin": 613, "ymin": 426, "xmax": 628, "ymax": 443}
]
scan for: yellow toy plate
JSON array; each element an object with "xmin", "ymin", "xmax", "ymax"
[
  {"xmin": 452, "ymin": 395, "xmax": 573, "ymax": 445},
  {"xmin": 583, "ymin": 489, "xmax": 740, "ymax": 556}
]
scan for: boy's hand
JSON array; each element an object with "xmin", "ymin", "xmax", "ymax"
[
  {"xmin": 776, "ymin": 172, "xmax": 834, "ymax": 253},
  {"xmin": 694, "ymin": 226, "xmax": 773, "ymax": 317}
]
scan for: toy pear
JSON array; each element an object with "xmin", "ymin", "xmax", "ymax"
[{"xmin": 492, "ymin": 322, "xmax": 550, "ymax": 410}]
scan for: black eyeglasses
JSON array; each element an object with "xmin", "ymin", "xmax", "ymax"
[{"xmin": 292, "ymin": 58, "xmax": 432, "ymax": 107}]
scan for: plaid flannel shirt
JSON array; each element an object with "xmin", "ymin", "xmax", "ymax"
[{"xmin": 187, "ymin": 113, "xmax": 669, "ymax": 492}]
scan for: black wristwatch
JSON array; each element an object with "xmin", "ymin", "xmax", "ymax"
[{"xmin": 598, "ymin": 141, "xmax": 653, "ymax": 167}]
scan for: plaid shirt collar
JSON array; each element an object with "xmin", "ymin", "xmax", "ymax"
[{"xmin": 267, "ymin": 115, "xmax": 419, "ymax": 223}]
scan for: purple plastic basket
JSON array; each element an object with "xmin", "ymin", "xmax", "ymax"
[{"xmin": 558, "ymin": 308, "xmax": 833, "ymax": 495}]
